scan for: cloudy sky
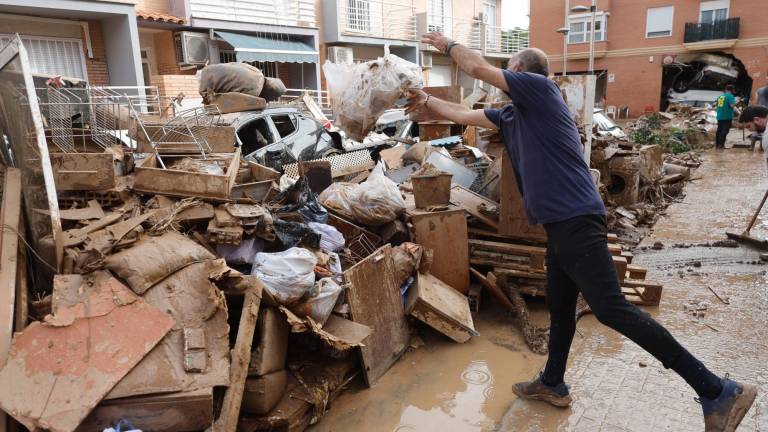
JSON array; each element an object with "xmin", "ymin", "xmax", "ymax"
[{"xmin": 501, "ymin": 0, "xmax": 530, "ymax": 29}]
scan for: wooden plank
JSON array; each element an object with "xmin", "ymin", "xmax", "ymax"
[
  {"xmin": 499, "ymin": 152, "xmax": 547, "ymax": 242},
  {"xmin": 627, "ymin": 264, "xmax": 647, "ymax": 280},
  {"xmin": 468, "ymin": 239, "xmax": 546, "ymax": 256},
  {"xmin": 613, "ymin": 256, "xmax": 628, "ymax": 281},
  {"xmin": 50, "ymin": 152, "xmax": 114, "ymax": 191},
  {"xmin": 405, "ymin": 272, "xmax": 476, "ymax": 343},
  {"xmin": 607, "ymin": 233, "xmax": 619, "ymax": 243},
  {"xmin": 608, "ymin": 243, "xmax": 622, "ymax": 256},
  {"xmin": 0, "ymin": 168, "xmax": 20, "ymax": 370},
  {"xmin": 214, "ymin": 281, "xmax": 263, "ymax": 432},
  {"xmin": 407, "ymin": 208, "xmax": 470, "ymax": 294},
  {"xmin": 450, "ymin": 185, "xmax": 500, "ymax": 230},
  {"xmin": 344, "ymin": 245, "xmax": 409, "ymax": 387},
  {"xmin": 470, "ymin": 268, "xmax": 515, "ymax": 311}
]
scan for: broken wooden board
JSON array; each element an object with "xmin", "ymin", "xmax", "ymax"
[
  {"xmin": 57, "ymin": 200, "xmax": 105, "ymax": 220},
  {"xmin": 406, "ymin": 272, "xmax": 476, "ymax": 343},
  {"xmin": 281, "ymin": 307, "xmax": 372, "ymax": 352},
  {"xmin": 344, "ymin": 245, "xmax": 409, "ymax": 387},
  {"xmin": 450, "ymin": 185, "xmax": 500, "ymax": 230},
  {"xmin": 214, "ymin": 278, "xmax": 263, "ymax": 432},
  {"xmin": 77, "ymin": 388, "xmax": 213, "ymax": 432},
  {"xmin": 499, "ymin": 153, "xmax": 547, "ymax": 242},
  {"xmin": 0, "ymin": 168, "xmax": 20, "ymax": 371},
  {"xmin": 0, "ymin": 275, "xmax": 173, "ymax": 432},
  {"xmin": 469, "ymin": 239, "xmax": 546, "ymax": 273},
  {"xmin": 407, "ymin": 207, "xmax": 470, "ymax": 294},
  {"xmin": 134, "ymin": 150, "xmax": 240, "ymax": 200},
  {"xmin": 230, "ymin": 180, "xmax": 275, "ymax": 202}
]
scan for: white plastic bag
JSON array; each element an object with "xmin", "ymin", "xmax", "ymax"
[
  {"xmin": 318, "ymin": 182, "xmax": 356, "ymax": 220},
  {"xmin": 217, "ymin": 237, "xmax": 263, "ymax": 266},
  {"xmin": 348, "ymin": 162, "xmax": 406, "ymax": 226},
  {"xmin": 251, "ymin": 247, "xmax": 317, "ymax": 304},
  {"xmin": 323, "ymin": 54, "xmax": 422, "ymax": 141},
  {"xmin": 289, "ymin": 277, "xmax": 343, "ymax": 325},
  {"xmin": 308, "ymin": 222, "xmax": 345, "ymax": 252}
]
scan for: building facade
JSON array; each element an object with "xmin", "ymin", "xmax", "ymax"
[{"xmin": 531, "ymin": 0, "xmax": 768, "ymax": 117}]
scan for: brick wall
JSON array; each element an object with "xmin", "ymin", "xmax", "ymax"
[
  {"xmin": 150, "ymin": 74, "xmax": 199, "ymax": 100},
  {"xmin": 135, "ymin": 0, "xmax": 172, "ymax": 14},
  {"xmin": 83, "ymin": 20, "xmax": 109, "ymax": 85},
  {"xmin": 153, "ymin": 31, "xmax": 196, "ymax": 76}
]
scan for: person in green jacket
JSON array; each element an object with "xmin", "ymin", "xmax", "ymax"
[{"xmin": 715, "ymin": 84, "xmax": 737, "ymax": 149}]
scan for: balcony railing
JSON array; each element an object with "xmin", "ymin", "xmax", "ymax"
[
  {"xmin": 485, "ymin": 26, "xmax": 529, "ymax": 55},
  {"xmin": 425, "ymin": 15, "xmax": 482, "ymax": 50},
  {"xmin": 190, "ymin": 0, "xmax": 316, "ymax": 27},
  {"xmin": 684, "ymin": 17, "xmax": 740, "ymax": 43},
  {"xmin": 339, "ymin": 0, "xmax": 417, "ymax": 41}
]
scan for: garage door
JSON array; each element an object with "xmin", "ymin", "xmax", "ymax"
[
  {"xmin": 0, "ymin": 35, "xmax": 87, "ymax": 80},
  {"xmin": 429, "ymin": 64, "xmax": 452, "ymax": 86}
]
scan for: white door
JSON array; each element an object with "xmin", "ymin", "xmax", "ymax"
[{"xmin": 429, "ymin": 64, "xmax": 452, "ymax": 86}]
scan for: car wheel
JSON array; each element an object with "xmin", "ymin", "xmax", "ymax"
[{"xmin": 322, "ymin": 148, "xmax": 341, "ymax": 158}]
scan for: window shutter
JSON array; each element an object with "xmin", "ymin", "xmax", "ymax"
[{"xmin": 646, "ymin": 6, "xmax": 674, "ymax": 37}]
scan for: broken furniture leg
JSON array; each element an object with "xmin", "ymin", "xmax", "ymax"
[
  {"xmin": 492, "ymin": 272, "xmax": 549, "ymax": 355},
  {"xmin": 214, "ymin": 279, "xmax": 263, "ymax": 432}
]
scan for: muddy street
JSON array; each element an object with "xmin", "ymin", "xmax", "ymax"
[{"xmin": 313, "ymin": 139, "xmax": 768, "ymax": 432}]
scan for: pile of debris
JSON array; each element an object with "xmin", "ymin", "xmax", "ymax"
[
  {"xmin": 627, "ymin": 105, "xmax": 715, "ymax": 155},
  {"xmin": 0, "ymin": 50, "xmax": 683, "ymax": 432}
]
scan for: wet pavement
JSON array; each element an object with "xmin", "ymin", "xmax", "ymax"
[{"xmin": 311, "ymin": 136, "xmax": 768, "ymax": 431}]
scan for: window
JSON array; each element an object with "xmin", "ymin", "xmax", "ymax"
[
  {"xmin": 568, "ymin": 13, "xmax": 607, "ymax": 44},
  {"xmin": 700, "ymin": 0, "xmax": 728, "ymax": 23},
  {"xmin": 646, "ymin": 6, "xmax": 674, "ymax": 38},
  {"xmin": 428, "ymin": 0, "xmax": 453, "ymax": 37},
  {"xmin": 484, "ymin": 1, "xmax": 498, "ymax": 48},
  {"xmin": 238, "ymin": 117, "xmax": 276, "ymax": 156},
  {"xmin": 271, "ymin": 115, "xmax": 297, "ymax": 138},
  {"xmin": 0, "ymin": 34, "xmax": 87, "ymax": 80}
]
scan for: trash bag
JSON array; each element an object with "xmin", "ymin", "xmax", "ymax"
[
  {"xmin": 251, "ymin": 247, "xmax": 317, "ymax": 304},
  {"xmin": 273, "ymin": 219, "xmax": 321, "ymax": 249},
  {"xmin": 308, "ymin": 222, "xmax": 345, "ymax": 252},
  {"xmin": 289, "ymin": 277, "xmax": 343, "ymax": 325},
  {"xmin": 348, "ymin": 162, "xmax": 406, "ymax": 226},
  {"xmin": 318, "ymin": 182, "xmax": 356, "ymax": 220},
  {"xmin": 278, "ymin": 177, "xmax": 328, "ymax": 224},
  {"xmin": 216, "ymin": 237, "xmax": 263, "ymax": 266},
  {"xmin": 323, "ymin": 54, "xmax": 422, "ymax": 141},
  {"xmin": 199, "ymin": 63, "xmax": 265, "ymax": 102}
]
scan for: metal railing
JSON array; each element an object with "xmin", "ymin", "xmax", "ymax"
[
  {"xmin": 278, "ymin": 88, "xmax": 331, "ymax": 109},
  {"xmin": 339, "ymin": 0, "xmax": 418, "ymax": 41},
  {"xmin": 684, "ymin": 17, "xmax": 740, "ymax": 43},
  {"xmin": 485, "ymin": 25, "xmax": 529, "ymax": 55},
  {"xmin": 424, "ymin": 15, "xmax": 482, "ymax": 50},
  {"xmin": 190, "ymin": 0, "xmax": 316, "ymax": 27}
]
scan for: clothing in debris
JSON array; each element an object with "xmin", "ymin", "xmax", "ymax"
[
  {"xmin": 483, "ymin": 71, "xmax": 605, "ymax": 225},
  {"xmin": 541, "ymin": 214, "xmax": 724, "ymax": 400}
]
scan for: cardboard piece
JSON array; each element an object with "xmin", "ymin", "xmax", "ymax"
[
  {"xmin": 58, "ymin": 200, "xmax": 105, "ymax": 220},
  {"xmin": 450, "ymin": 184, "xmax": 499, "ymax": 230},
  {"xmin": 50, "ymin": 152, "xmax": 115, "ymax": 191},
  {"xmin": 249, "ymin": 306, "xmax": 290, "ymax": 376},
  {"xmin": 406, "ymin": 272, "xmax": 476, "ymax": 343},
  {"xmin": 243, "ymin": 370, "xmax": 288, "ymax": 415},
  {"xmin": 0, "ymin": 275, "xmax": 173, "ymax": 432},
  {"xmin": 281, "ymin": 308, "xmax": 372, "ymax": 351}
]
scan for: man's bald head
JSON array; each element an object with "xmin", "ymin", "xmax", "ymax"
[{"xmin": 508, "ymin": 48, "xmax": 550, "ymax": 77}]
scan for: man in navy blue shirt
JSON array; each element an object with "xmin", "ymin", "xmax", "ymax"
[{"xmin": 406, "ymin": 32, "xmax": 756, "ymax": 431}]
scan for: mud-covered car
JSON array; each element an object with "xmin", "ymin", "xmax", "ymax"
[{"xmin": 231, "ymin": 107, "xmax": 342, "ymax": 170}]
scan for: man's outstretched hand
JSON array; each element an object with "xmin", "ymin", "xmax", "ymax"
[
  {"xmin": 421, "ymin": 32, "xmax": 452, "ymax": 53},
  {"xmin": 405, "ymin": 88, "xmax": 428, "ymax": 114}
]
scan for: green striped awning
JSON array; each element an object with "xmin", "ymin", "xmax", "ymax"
[{"xmin": 216, "ymin": 31, "xmax": 318, "ymax": 63}]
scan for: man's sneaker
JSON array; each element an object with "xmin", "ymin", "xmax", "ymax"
[
  {"xmin": 511, "ymin": 377, "xmax": 572, "ymax": 407},
  {"xmin": 701, "ymin": 378, "xmax": 757, "ymax": 432}
]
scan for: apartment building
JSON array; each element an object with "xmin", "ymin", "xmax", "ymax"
[
  {"xmin": 322, "ymin": 0, "xmax": 527, "ymax": 96},
  {"xmin": 0, "ymin": 0, "xmax": 143, "ymax": 87},
  {"xmin": 531, "ymin": 0, "xmax": 768, "ymax": 117}
]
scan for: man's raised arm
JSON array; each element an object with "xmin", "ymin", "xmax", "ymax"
[
  {"xmin": 421, "ymin": 32, "xmax": 509, "ymax": 93},
  {"xmin": 405, "ymin": 89, "xmax": 497, "ymax": 130}
]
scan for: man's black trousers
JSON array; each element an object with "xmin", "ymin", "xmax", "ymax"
[
  {"xmin": 715, "ymin": 119, "xmax": 732, "ymax": 148},
  {"xmin": 539, "ymin": 214, "xmax": 722, "ymax": 399}
]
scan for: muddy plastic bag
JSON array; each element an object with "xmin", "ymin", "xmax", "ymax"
[
  {"xmin": 199, "ymin": 63, "xmax": 265, "ymax": 102},
  {"xmin": 278, "ymin": 177, "xmax": 328, "ymax": 224},
  {"xmin": 308, "ymin": 222, "xmax": 345, "ymax": 252},
  {"xmin": 251, "ymin": 247, "xmax": 317, "ymax": 304},
  {"xmin": 260, "ymin": 77, "xmax": 287, "ymax": 102},
  {"xmin": 273, "ymin": 219, "xmax": 321, "ymax": 249},
  {"xmin": 324, "ymin": 54, "xmax": 422, "ymax": 141},
  {"xmin": 318, "ymin": 182, "xmax": 356, "ymax": 220},
  {"xmin": 348, "ymin": 162, "xmax": 406, "ymax": 226},
  {"xmin": 289, "ymin": 277, "xmax": 343, "ymax": 325}
]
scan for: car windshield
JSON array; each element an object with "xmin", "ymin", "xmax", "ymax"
[{"xmin": 594, "ymin": 112, "xmax": 618, "ymax": 131}]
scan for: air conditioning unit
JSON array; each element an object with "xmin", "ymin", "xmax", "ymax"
[
  {"xmin": 421, "ymin": 52, "xmax": 432, "ymax": 68},
  {"xmin": 328, "ymin": 46, "xmax": 353, "ymax": 65},
  {"xmin": 175, "ymin": 31, "xmax": 210, "ymax": 65}
]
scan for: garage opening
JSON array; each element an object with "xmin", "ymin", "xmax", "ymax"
[{"xmin": 660, "ymin": 52, "xmax": 752, "ymax": 111}]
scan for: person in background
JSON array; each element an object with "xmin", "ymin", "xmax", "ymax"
[
  {"xmin": 714, "ymin": 84, "xmax": 737, "ymax": 149},
  {"xmin": 739, "ymin": 105, "xmax": 768, "ymax": 158},
  {"xmin": 407, "ymin": 31, "xmax": 757, "ymax": 432},
  {"xmin": 756, "ymin": 76, "xmax": 768, "ymax": 108}
]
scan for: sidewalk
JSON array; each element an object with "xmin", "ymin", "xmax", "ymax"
[{"xmin": 500, "ymin": 141, "xmax": 768, "ymax": 431}]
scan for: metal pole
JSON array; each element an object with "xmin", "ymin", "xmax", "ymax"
[
  {"xmin": 588, "ymin": 0, "xmax": 596, "ymax": 74},
  {"xmin": 563, "ymin": 0, "xmax": 568, "ymax": 76}
]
